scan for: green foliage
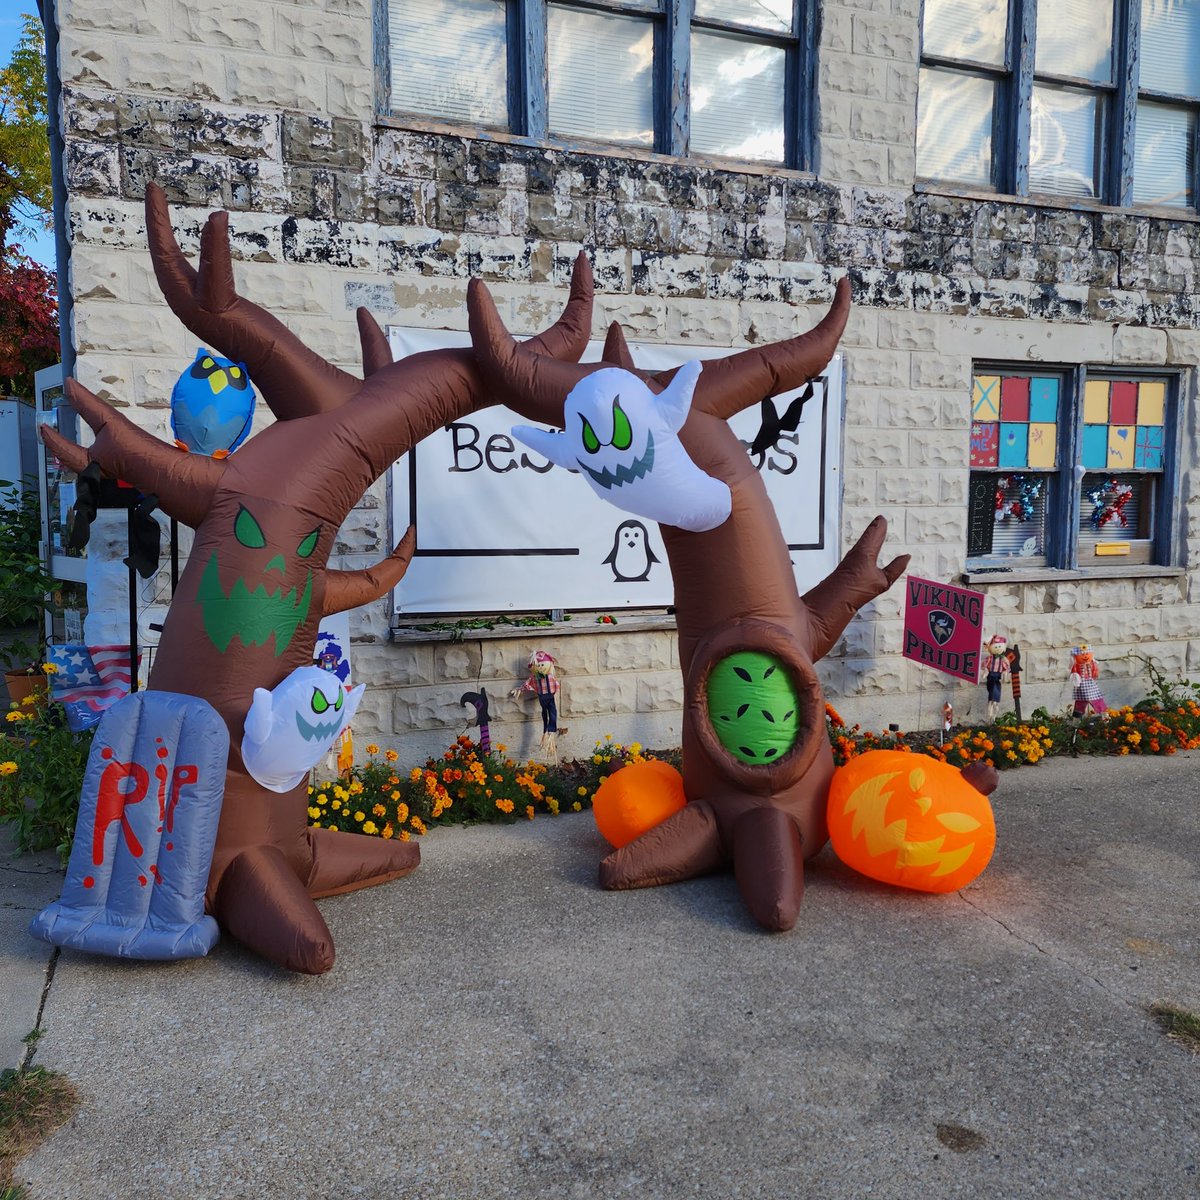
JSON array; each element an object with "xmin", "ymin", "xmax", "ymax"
[
  {"xmin": 0, "ymin": 478, "xmax": 52, "ymax": 632},
  {"xmin": 0, "ymin": 689, "xmax": 93, "ymax": 864},
  {"xmin": 0, "ymin": 14, "xmax": 52, "ymax": 242}
]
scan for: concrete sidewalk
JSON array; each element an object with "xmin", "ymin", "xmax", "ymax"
[{"xmin": 8, "ymin": 753, "xmax": 1200, "ymax": 1199}]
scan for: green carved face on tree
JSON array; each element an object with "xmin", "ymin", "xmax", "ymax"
[
  {"xmin": 706, "ymin": 650, "xmax": 801, "ymax": 764},
  {"xmin": 197, "ymin": 504, "xmax": 319, "ymax": 655}
]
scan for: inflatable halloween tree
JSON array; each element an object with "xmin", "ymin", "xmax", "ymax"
[
  {"xmin": 40, "ymin": 185, "xmax": 593, "ymax": 974},
  {"xmin": 468, "ymin": 274, "xmax": 910, "ymax": 932}
]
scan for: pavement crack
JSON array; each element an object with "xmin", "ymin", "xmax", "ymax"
[
  {"xmin": 21, "ymin": 947, "xmax": 61, "ymax": 1072},
  {"xmin": 957, "ymin": 892, "xmax": 1138, "ymax": 1011}
]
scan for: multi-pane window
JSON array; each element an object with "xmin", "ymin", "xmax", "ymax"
[
  {"xmin": 385, "ymin": 1, "xmax": 815, "ymax": 168},
  {"xmin": 918, "ymin": 0, "xmax": 1200, "ymax": 209},
  {"xmin": 967, "ymin": 367, "xmax": 1176, "ymax": 570}
]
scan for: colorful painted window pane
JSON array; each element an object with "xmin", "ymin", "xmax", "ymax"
[
  {"xmin": 1107, "ymin": 424, "xmax": 1135, "ymax": 468},
  {"xmin": 1137, "ymin": 381, "xmax": 1166, "ymax": 426},
  {"xmin": 1000, "ymin": 376, "xmax": 1030, "ymax": 421},
  {"xmin": 1135, "ymin": 425, "xmax": 1164, "ymax": 469},
  {"xmin": 1029, "ymin": 377, "xmax": 1059, "ymax": 422},
  {"xmin": 998, "ymin": 422, "xmax": 1028, "ymax": 467},
  {"xmin": 1082, "ymin": 424, "xmax": 1108, "ymax": 468},
  {"xmin": 1109, "ymin": 381, "xmax": 1138, "ymax": 425},
  {"xmin": 1028, "ymin": 422, "xmax": 1056, "ymax": 468},
  {"xmin": 970, "ymin": 421, "xmax": 999, "ymax": 466},
  {"xmin": 972, "ymin": 374, "xmax": 1000, "ymax": 419},
  {"xmin": 1083, "ymin": 379, "xmax": 1110, "ymax": 423}
]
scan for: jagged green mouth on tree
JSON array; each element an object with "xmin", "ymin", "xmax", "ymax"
[{"xmin": 197, "ymin": 552, "xmax": 314, "ymax": 656}]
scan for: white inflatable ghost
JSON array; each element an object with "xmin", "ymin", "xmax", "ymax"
[
  {"xmin": 511, "ymin": 360, "xmax": 732, "ymax": 533},
  {"xmin": 241, "ymin": 665, "xmax": 365, "ymax": 793}
]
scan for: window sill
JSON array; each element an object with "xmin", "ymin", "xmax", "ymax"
[
  {"xmin": 375, "ymin": 113, "xmax": 810, "ymax": 181},
  {"xmin": 914, "ymin": 180, "xmax": 1200, "ymax": 224},
  {"xmin": 961, "ymin": 563, "xmax": 1186, "ymax": 587},
  {"xmin": 389, "ymin": 611, "xmax": 677, "ymax": 644}
]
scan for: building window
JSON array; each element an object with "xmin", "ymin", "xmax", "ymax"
[
  {"xmin": 967, "ymin": 367, "xmax": 1177, "ymax": 571},
  {"xmin": 917, "ymin": 0, "xmax": 1200, "ymax": 209},
  {"xmin": 384, "ymin": 0, "xmax": 816, "ymax": 168}
]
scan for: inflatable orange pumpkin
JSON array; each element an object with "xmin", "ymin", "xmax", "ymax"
[
  {"xmin": 826, "ymin": 751, "xmax": 996, "ymax": 893},
  {"xmin": 593, "ymin": 760, "xmax": 687, "ymax": 849}
]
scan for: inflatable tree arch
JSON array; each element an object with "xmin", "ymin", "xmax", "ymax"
[
  {"xmin": 467, "ymin": 274, "xmax": 910, "ymax": 931},
  {"xmin": 41, "ymin": 185, "xmax": 593, "ymax": 974}
]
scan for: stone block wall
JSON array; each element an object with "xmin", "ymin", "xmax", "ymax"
[{"xmin": 52, "ymin": 0, "xmax": 1200, "ymax": 758}]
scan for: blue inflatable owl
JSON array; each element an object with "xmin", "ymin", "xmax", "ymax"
[{"xmin": 170, "ymin": 348, "xmax": 257, "ymax": 458}]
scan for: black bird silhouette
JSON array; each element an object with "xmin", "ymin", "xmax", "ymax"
[{"xmin": 750, "ymin": 382, "xmax": 814, "ymax": 457}]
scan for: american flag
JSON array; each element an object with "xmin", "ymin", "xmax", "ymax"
[{"xmin": 47, "ymin": 644, "xmax": 141, "ymax": 731}]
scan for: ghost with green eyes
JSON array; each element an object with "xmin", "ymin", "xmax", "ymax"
[
  {"xmin": 511, "ymin": 360, "xmax": 732, "ymax": 534},
  {"xmin": 241, "ymin": 665, "xmax": 365, "ymax": 793}
]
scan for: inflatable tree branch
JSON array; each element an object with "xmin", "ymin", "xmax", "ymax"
[
  {"xmin": 469, "ymin": 274, "xmax": 909, "ymax": 931},
  {"xmin": 40, "ymin": 185, "xmax": 594, "ymax": 974}
]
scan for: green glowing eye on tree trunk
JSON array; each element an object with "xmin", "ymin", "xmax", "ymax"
[{"xmin": 706, "ymin": 651, "xmax": 801, "ymax": 764}]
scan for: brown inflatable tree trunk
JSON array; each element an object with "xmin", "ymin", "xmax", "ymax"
[
  {"xmin": 40, "ymin": 185, "xmax": 593, "ymax": 974},
  {"xmin": 468, "ymin": 274, "xmax": 910, "ymax": 931}
]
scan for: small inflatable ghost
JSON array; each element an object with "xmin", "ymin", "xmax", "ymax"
[
  {"xmin": 241, "ymin": 666, "xmax": 364, "ymax": 793},
  {"xmin": 511, "ymin": 361, "xmax": 732, "ymax": 533},
  {"xmin": 171, "ymin": 347, "xmax": 257, "ymax": 458}
]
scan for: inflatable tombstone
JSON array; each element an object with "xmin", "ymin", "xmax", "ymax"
[
  {"xmin": 38, "ymin": 185, "xmax": 594, "ymax": 974},
  {"xmin": 469, "ymin": 273, "xmax": 910, "ymax": 931},
  {"xmin": 30, "ymin": 691, "xmax": 228, "ymax": 959}
]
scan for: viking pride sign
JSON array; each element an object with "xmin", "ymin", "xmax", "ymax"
[
  {"xmin": 902, "ymin": 576, "xmax": 986, "ymax": 683},
  {"xmin": 386, "ymin": 329, "xmax": 845, "ymax": 614}
]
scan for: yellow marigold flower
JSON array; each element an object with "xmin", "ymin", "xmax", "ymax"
[
  {"xmin": 307, "ymin": 806, "xmax": 321, "ymax": 819},
  {"xmin": 592, "ymin": 754, "xmax": 602, "ymax": 764},
  {"xmin": 547, "ymin": 798, "xmax": 559, "ymax": 815},
  {"xmin": 331, "ymin": 798, "xmax": 341, "ymax": 810},
  {"xmin": 382, "ymin": 824, "xmax": 395, "ymax": 839},
  {"xmin": 410, "ymin": 767, "xmax": 422, "ymax": 782},
  {"xmin": 525, "ymin": 805, "xmax": 535, "ymax": 820},
  {"xmin": 576, "ymin": 786, "xmax": 588, "ymax": 797},
  {"xmin": 630, "ymin": 742, "xmax": 642, "ymax": 754},
  {"xmin": 362, "ymin": 820, "xmax": 378, "ymax": 835},
  {"xmin": 354, "ymin": 810, "xmax": 365, "ymax": 822},
  {"xmin": 495, "ymin": 798, "xmax": 514, "ymax": 815},
  {"xmin": 0, "ymin": 761, "xmax": 18, "ymax": 776},
  {"xmin": 410, "ymin": 816, "xmax": 427, "ymax": 834},
  {"xmin": 317, "ymin": 792, "xmax": 328, "ymax": 803},
  {"xmin": 372, "ymin": 804, "xmax": 387, "ymax": 817},
  {"xmin": 307, "ymin": 785, "xmax": 315, "ymax": 794},
  {"xmin": 388, "ymin": 790, "xmax": 399, "ymax": 801},
  {"xmin": 495, "ymin": 743, "xmax": 507, "ymax": 753},
  {"xmin": 366, "ymin": 743, "xmax": 380, "ymax": 755},
  {"xmin": 399, "ymin": 829, "xmax": 411, "ymax": 841},
  {"xmin": 572, "ymin": 801, "xmax": 582, "ymax": 812},
  {"xmin": 41, "ymin": 662, "xmax": 58, "ymax": 674},
  {"xmin": 385, "ymin": 749, "xmax": 399, "ymax": 762},
  {"xmin": 349, "ymin": 780, "xmax": 364, "ymax": 795}
]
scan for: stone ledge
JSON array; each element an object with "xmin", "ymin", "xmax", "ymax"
[
  {"xmin": 388, "ymin": 612, "xmax": 677, "ymax": 644},
  {"xmin": 962, "ymin": 565, "xmax": 1188, "ymax": 586}
]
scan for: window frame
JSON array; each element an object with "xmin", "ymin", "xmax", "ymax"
[
  {"xmin": 917, "ymin": 0, "xmax": 1199, "ymax": 211},
  {"xmin": 966, "ymin": 362, "xmax": 1182, "ymax": 574},
  {"xmin": 379, "ymin": 0, "xmax": 818, "ymax": 171}
]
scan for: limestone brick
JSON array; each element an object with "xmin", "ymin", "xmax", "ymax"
[
  {"xmin": 597, "ymin": 634, "xmax": 673, "ymax": 674},
  {"xmin": 1107, "ymin": 609, "xmax": 1162, "ymax": 643},
  {"xmin": 1053, "ymin": 613, "xmax": 1108, "ymax": 648},
  {"xmin": 636, "ymin": 672, "xmax": 684, "ymax": 712}
]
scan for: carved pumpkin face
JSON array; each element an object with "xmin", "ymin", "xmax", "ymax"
[{"xmin": 826, "ymin": 751, "xmax": 996, "ymax": 893}]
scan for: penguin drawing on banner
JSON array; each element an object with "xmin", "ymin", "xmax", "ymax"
[{"xmin": 603, "ymin": 519, "xmax": 659, "ymax": 583}]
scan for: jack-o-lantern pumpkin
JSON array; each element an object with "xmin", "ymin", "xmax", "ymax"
[
  {"xmin": 593, "ymin": 760, "xmax": 687, "ymax": 849},
  {"xmin": 826, "ymin": 751, "xmax": 997, "ymax": 893}
]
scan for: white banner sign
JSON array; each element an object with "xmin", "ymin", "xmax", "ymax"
[{"xmin": 387, "ymin": 329, "xmax": 844, "ymax": 614}]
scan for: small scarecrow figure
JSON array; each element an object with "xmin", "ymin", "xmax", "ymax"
[
  {"xmin": 1069, "ymin": 644, "xmax": 1108, "ymax": 717},
  {"xmin": 511, "ymin": 650, "xmax": 565, "ymax": 759},
  {"xmin": 981, "ymin": 634, "xmax": 1010, "ymax": 723}
]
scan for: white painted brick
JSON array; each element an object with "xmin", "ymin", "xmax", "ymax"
[
  {"xmin": 636, "ymin": 672, "xmax": 684, "ymax": 712},
  {"xmin": 74, "ymin": 298, "xmax": 188, "ymax": 357},
  {"xmin": 818, "ymin": 137, "xmax": 889, "ymax": 186},
  {"xmin": 908, "ymin": 430, "xmax": 963, "ymax": 468},
  {"xmin": 846, "ymin": 348, "xmax": 909, "ymax": 387},
  {"xmin": 878, "ymin": 468, "xmax": 936, "ymax": 505},
  {"xmin": 597, "ymin": 633, "xmax": 673, "ymax": 673},
  {"xmin": 878, "ymin": 389, "xmax": 941, "ymax": 429},
  {"xmin": 1112, "ymin": 326, "xmax": 1168, "ymax": 365},
  {"xmin": 1108, "ymin": 608, "xmax": 1161, "ymax": 643},
  {"xmin": 224, "ymin": 52, "xmax": 326, "ymax": 110}
]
